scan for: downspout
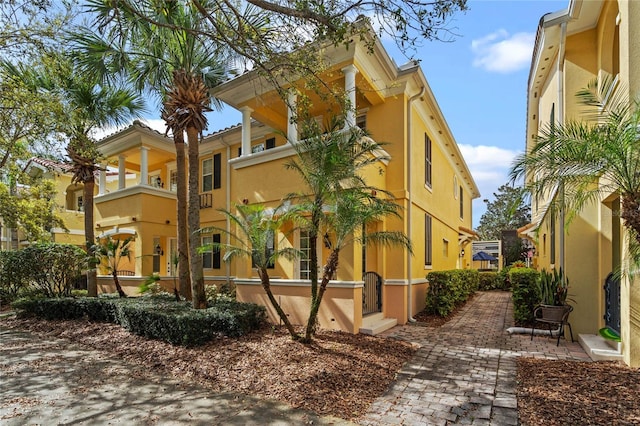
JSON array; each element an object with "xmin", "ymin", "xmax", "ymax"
[
  {"xmin": 558, "ymin": 21, "xmax": 566, "ymax": 272},
  {"xmin": 407, "ymin": 85, "xmax": 425, "ymax": 323},
  {"xmin": 222, "ymin": 138, "xmax": 232, "ymax": 285}
]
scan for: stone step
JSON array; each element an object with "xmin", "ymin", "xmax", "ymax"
[
  {"xmin": 359, "ymin": 316, "xmax": 397, "ymax": 335},
  {"xmin": 578, "ymin": 334, "xmax": 624, "ymax": 362}
]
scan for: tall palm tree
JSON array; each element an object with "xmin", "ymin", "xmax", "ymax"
[
  {"xmin": 76, "ymin": 1, "xmax": 234, "ymax": 307},
  {"xmin": 286, "ymin": 121, "xmax": 412, "ymax": 342},
  {"xmin": 1, "ymin": 57, "xmax": 144, "ymax": 297},
  {"xmin": 203, "ymin": 203, "xmax": 303, "ymax": 339},
  {"xmin": 511, "ymin": 76, "xmax": 640, "ymax": 266}
]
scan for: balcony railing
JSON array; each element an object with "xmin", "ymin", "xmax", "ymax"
[{"xmin": 200, "ymin": 193, "xmax": 213, "ymax": 209}]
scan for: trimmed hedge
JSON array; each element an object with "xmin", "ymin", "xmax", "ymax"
[
  {"xmin": 478, "ymin": 272, "xmax": 502, "ymax": 291},
  {"xmin": 510, "ymin": 268, "xmax": 540, "ymax": 325},
  {"xmin": 12, "ymin": 295, "xmax": 266, "ymax": 346},
  {"xmin": 426, "ymin": 269, "xmax": 479, "ymax": 317}
]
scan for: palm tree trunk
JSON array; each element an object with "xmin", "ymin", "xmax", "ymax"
[
  {"xmin": 186, "ymin": 125, "xmax": 207, "ymax": 309},
  {"xmin": 175, "ymin": 132, "xmax": 191, "ymax": 299},
  {"xmin": 111, "ymin": 271, "xmax": 127, "ymax": 298},
  {"xmin": 303, "ymin": 249, "xmax": 340, "ymax": 343},
  {"xmin": 258, "ymin": 268, "xmax": 300, "ymax": 339},
  {"xmin": 622, "ymin": 194, "xmax": 640, "ymax": 244},
  {"xmin": 84, "ymin": 179, "xmax": 98, "ymax": 297}
]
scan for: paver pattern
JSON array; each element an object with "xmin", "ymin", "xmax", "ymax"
[{"xmin": 361, "ymin": 291, "xmax": 591, "ymax": 426}]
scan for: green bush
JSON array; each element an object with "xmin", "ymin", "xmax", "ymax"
[
  {"xmin": 0, "ymin": 250, "xmax": 31, "ymax": 304},
  {"xmin": 425, "ymin": 269, "xmax": 479, "ymax": 317},
  {"xmin": 510, "ymin": 268, "xmax": 540, "ymax": 325},
  {"xmin": 22, "ymin": 243, "xmax": 88, "ymax": 297},
  {"xmin": 12, "ymin": 295, "xmax": 266, "ymax": 346},
  {"xmin": 478, "ymin": 272, "xmax": 501, "ymax": 290}
]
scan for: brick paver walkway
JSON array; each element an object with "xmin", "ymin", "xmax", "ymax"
[{"xmin": 361, "ymin": 291, "xmax": 591, "ymax": 426}]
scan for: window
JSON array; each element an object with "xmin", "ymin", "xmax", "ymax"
[
  {"xmin": 169, "ymin": 169, "xmax": 178, "ymax": 192},
  {"xmin": 266, "ymin": 137, "xmax": 276, "ymax": 150},
  {"xmin": 75, "ymin": 193, "xmax": 84, "ymax": 212},
  {"xmin": 299, "ymin": 230, "xmax": 311, "ymax": 279},
  {"xmin": 202, "ymin": 235, "xmax": 213, "ymax": 269},
  {"xmin": 453, "ymin": 176, "xmax": 458, "ymax": 198},
  {"xmin": 425, "ymin": 134, "xmax": 432, "ymax": 188},
  {"xmin": 252, "ymin": 229, "xmax": 275, "ymax": 269},
  {"xmin": 356, "ymin": 114, "xmax": 367, "ymax": 130},
  {"xmin": 237, "ymin": 147, "xmax": 242, "ymax": 157},
  {"xmin": 202, "ymin": 158, "xmax": 213, "ymax": 192},
  {"xmin": 459, "ymin": 186, "xmax": 464, "ymax": 219},
  {"xmin": 442, "ymin": 239, "xmax": 449, "ymax": 257},
  {"xmin": 425, "ymin": 214, "xmax": 432, "ymax": 266},
  {"xmin": 213, "ymin": 153, "xmax": 221, "ymax": 189},
  {"xmin": 202, "ymin": 234, "xmax": 221, "ymax": 269}
]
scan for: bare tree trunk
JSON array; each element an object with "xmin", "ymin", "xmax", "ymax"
[
  {"xmin": 303, "ymin": 249, "xmax": 339, "ymax": 343},
  {"xmin": 186, "ymin": 126, "xmax": 207, "ymax": 309},
  {"xmin": 84, "ymin": 179, "xmax": 98, "ymax": 297},
  {"xmin": 258, "ymin": 268, "xmax": 300, "ymax": 339},
  {"xmin": 111, "ymin": 271, "xmax": 127, "ymax": 298},
  {"xmin": 175, "ymin": 132, "xmax": 192, "ymax": 300}
]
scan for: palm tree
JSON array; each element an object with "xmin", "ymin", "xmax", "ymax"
[
  {"xmin": 93, "ymin": 235, "xmax": 134, "ymax": 298},
  {"xmin": 76, "ymin": 1, "xmax": 233, "ymax": 307},
  {"xmin": 202, "ymin": 203, "xmax": 303, "ymax": 339},
  {"xmin": 286, "ymin": 121, "xmax": 412, "ymax": 342},
  {"xmin": 1, "ymin": 57, "xmax": 144, "ymax": 297},
  {"xmin": 511, "ymin": 76, "xmax": 640, "ymax": 266}
]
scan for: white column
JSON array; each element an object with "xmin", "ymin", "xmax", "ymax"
[
  {"xmin": 342, "ymin": 64, "xmax": 358, "ymax": 129},
  {"xmin": 118, "ymin": 155, "xmax": 126, "ymax": 190},
  {"xmin": 287, "ymin": 91, "xmax": 298, "ymax": 144},
  {"xmin": 240, "ymin": 106, "xmax": 253, "ymax": 157},
  {"xmin": 139, "ymin": 147, "xmax": 149, "ymax": 185},
  {"xmin": 98, "ymin": 164, "xmax": 107, "ymax": 195}
]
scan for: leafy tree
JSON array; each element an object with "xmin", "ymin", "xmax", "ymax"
[
  {"xmin": 76, "ymin": 1, "xmax": 246, "ymax": 307},
  {"xmin": 94, "ymin": 235, "xmax": 133, "ymax": 298},
  {"xmin": 511, "ymin": 76, "xmax": 640, "ymax": 268},
  {"xmin": 286, "ymin": 122, "xmax": 411, "ymax": 342},
  {"xmin": 476, "ymin": 184, "xmax": 530, "ymax": 240},
  {"xmin": 204, "ymin": 203, "xmax": 302, "ymax": 339}
]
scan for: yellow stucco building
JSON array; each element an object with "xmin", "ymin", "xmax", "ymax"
[
  {"xmin": 523, "ymin": 0, "xmax": 639, "ymax": 366},
  {"xmin": 88, "ymin": 33, "xmax": 479, "ymax": 335}
]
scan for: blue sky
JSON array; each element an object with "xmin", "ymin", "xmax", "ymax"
[{"xmin": 135, "ymin": 0, "xmax": 569, "ymax": 227}]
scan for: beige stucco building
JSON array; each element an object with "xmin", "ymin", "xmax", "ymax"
[{"xmin": 523, "ymin": 0, "xmax": 639, "ymax": 366}]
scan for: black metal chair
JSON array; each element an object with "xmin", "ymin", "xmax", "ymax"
[{"xmin": 531, "ymin": 304, "xmax": 574, "ymax": 346}]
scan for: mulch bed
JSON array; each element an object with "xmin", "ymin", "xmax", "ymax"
[{"xmin": 517, "ymin": 358, "xmax": 640, "ymax": 425}]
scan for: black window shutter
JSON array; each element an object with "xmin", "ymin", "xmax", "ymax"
[
  {"xmin": 213, "ymin": 234, "xmax": 221, "ymax": 269},
  {"xmin": 213, "ymin": 153, "xmax": 221, "ymax": 189},
  {"xmin": 266, "ymin": 137, "xmax": 276, "ymax": 149}
]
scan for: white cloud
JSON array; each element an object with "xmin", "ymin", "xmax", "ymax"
[
  {"xmin": 459, "ymin": 144, "xmax": 521, "ymax": 227},
  {"xmin": 471, "ymin": 30, "xmax": 535, "ymax": 73}
]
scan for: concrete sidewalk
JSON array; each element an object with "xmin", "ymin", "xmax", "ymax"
[
  {"xmin": 0, "ymin": 327, "xmax": 354, "ymax": 426},
  {"xmin": 360, "ymin": 291, "xmax": 591, "ymax": 426}
]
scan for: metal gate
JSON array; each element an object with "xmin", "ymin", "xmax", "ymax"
[
  {"xmin": 604, "ymin": 272, "xmax": 621, "ymax": 335},
  {"xmin": 363, "ymin": 271, "xmax": 382, "ymax": 315}
]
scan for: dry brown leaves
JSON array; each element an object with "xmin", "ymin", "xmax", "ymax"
[
  {"xmin": 3, "ymin": 318, "xmax": 415, "ymax": 421},
  {"xmin": 517, "ymin": 357, "xmax": 640, "ymax": 426}
]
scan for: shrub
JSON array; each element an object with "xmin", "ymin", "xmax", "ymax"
[
  {"xmin": 205, "ymin": 283, "xmax": 235, "ymax": 305},
  {"xmin": 478, "ymin": 272, "xmax": 501, "ymax": 290},
  {"xmin": 0, "ymin": 250, "xmax": 31, "ymax": 304},
  {"xmin": 510, "ymin": 267, "xmax": 540, "ymax": 325},
  {"xmin": 22, "ymin": 243, "xmax": 88, "ymax": 297},
  {"xmin": 425, "ymin": 269, "xmax": 479, "ymax": 317},
  {"xmin": 12, "ymin": 295, "xmax": 266, "ymax": 346}
]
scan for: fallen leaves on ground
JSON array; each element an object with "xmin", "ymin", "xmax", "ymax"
[
  {"xmin": 517, "ymin": 357, "xmax": 640, "ymax": 426},
  {"xmin": 2, "ymin": 318, "xmax": 416, "ymax": 421}
]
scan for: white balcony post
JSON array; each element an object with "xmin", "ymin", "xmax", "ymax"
[
  {"xmin": 139, "ymin": 147, "xmax": 149, "ymax": 185},
  {"xmin": 118, "ymin": 155, "xmax": 126, "ymax": 190},
  {"xmin": 342, "ymin": 64, "xmax": 358, "ymax": 129},
  {"xmin": 98, "ymin": 164, "xmax": 107, "ymax": 195},
  {"xmin": 240, "ymin": 106, "xmax": 253, "ymax": 157},
  {"xmin": 287, "ymin": 91, "xmax": 298, "ymax": 144}
]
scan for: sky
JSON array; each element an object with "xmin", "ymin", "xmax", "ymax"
[{"xmin": 134, "ymin": 0, "xmax": 569, "ymax": 228}]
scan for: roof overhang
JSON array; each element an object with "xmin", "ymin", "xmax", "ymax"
[
  {"xmin": 98, "ymin": 227, "xmax": 137, "ymax": 239},
  {"xmin": 459, "ymin": 226, "xmax": 479, "ymax": 246}
]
